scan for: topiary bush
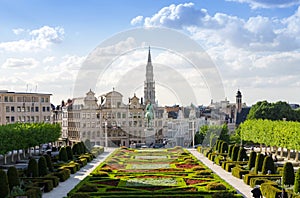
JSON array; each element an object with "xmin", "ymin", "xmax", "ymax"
[
  {"xmin": 221, "ymin": 141, "xmax": 228, "ymax": 154},
  {"xmin": 44, "ymin": 154, "xmax": 54, "ymax": 172},
  {"xmin": 72, "ymin": 143, "xmax": 79, "ymax": 155},
  {"xmin": 27, "ymin": 158, "xmax": 39, "ymax": 177},
  {"xmin": 283, "ymin": 162, "xmax": 294, "ymax": 187},
  {"xmin": 231, "ymin": 145, "xmax": 240, "ymax": 161},
  {"xmin": 78, "ymin": 184, "xmax": 98, "ymax": 192},
  {"xmin": 262, "ymin": 156, "xmax": 275, "ymax": 174},
  {"xmin": 66, "ymin": 146, "xmax": 74, "ymax": 161},
  {"xmin": 294, "ymin": 168, "xmax": 300, "ymax": 193},
  {"xmin": 254, "ymin": 153, "xmax": 265, "ymax": 174},
  {"xmin": 227, "ymin": 144, "xmax": 234, "ymax": 160},
  {"xmin": 38, "ymin": 156, "xmax": 48, "ymax": 177},
  {"xmin": 237, "ymin": 147, "xmax": 248, "ymax": 161},
  {"xmin": 248, "ymin": 151, "xmax": 257, "ymax": 170},
  {"xmin": 7, "ymin": 166, "xmax": 20, "ymax": 191},
  {"xmin": 0, "ymin": 169, "xmax": 10, "ymax": 198},
  {"xmin": 212, "ymin": 192, "xmax": 235, "ymax": 198},
  {"xmin": 59, "ymin": 147, "xmax": 68, "ymax": 162},
  {"xmin": 206, "ymin": 182, "xmax": 227, "ymax": 190}
]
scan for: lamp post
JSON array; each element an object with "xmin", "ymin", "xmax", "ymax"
[
  {"xmin": 105, "ymin": 120, "xmax": 108, "ymax": 148},
  {"xmin": 192, "ymin": 119, "xmax": 195, "ymax": 148}
]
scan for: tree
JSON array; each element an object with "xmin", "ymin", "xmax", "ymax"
[
  {"xmin": 7, "ymin": 166, "xmax": 20, "ymax": 191},
  {"xmin": 38, "ymin": 156, "xmax": 48, "ymax": 177},
  {"xmin": 66, "ymin": 146, "xmax": 74, "ymax": 161},
  {"xmin": 262, "ymin": 156, "xmax": 275, "ymax": 174},
  {"xmin": 247, "ymin": 100, "xmax": 299, "ymax": 121},
  {"xmin": 59, "ymin": 147, "xmax": 68, "ymax": 162},
  {"xmin": 27, "ymin": 158, "xmax": 38, "ymax": 177},
  {"xmin": 283, "ymin": 162, "xmax": 295, "ymax": 186},
  {"xmin": 44, "ymin": 154, "xmax": 54, "ymax": 172},
  {"xmin": 219, "ymin": 124, "xmax": 230, "ymax": 142},
  {"xmin": 0, "ymin": 169, "xmax": 9, "ymax": 198}
]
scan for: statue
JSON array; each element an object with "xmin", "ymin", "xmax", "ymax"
[{"xmin": 145, "ymin": 103, "xmax": 154, "ymax": 127}]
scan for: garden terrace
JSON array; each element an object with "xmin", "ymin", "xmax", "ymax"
[{"xmin": 68, "ymin": 147, "xmax": 243, "ymax": 198}]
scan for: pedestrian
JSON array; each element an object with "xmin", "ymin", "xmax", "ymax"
[
  {"xmin": 278, "ymin": 188, "xmax": 288, "ymax": 198},
  {"xmin": 251, "ymin": 185, "xmax": 263, "ymax": 198}
]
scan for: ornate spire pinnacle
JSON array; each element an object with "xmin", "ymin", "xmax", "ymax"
[{"xmin": 148, "ymin": 46, "xmax": 151, "ymax": 63}]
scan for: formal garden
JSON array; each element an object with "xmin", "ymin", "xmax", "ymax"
[
  {"xmin": 0, "ymin": 123, "xmax": 104, "ymax": 198},
  {"xmin": 197, "ymin": 118, "xmax": 300, "ymax": 198},
  {"xmin": 67, "ymin": 146, "xmax": 243, "ymax": 198}
]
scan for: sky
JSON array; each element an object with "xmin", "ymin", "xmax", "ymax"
[{"xmin": 1, "ymin": 0, "xmax": 300, "ymax": 106}]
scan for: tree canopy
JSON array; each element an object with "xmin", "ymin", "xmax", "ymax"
[{"xmin": 247, "ymin": 100, "xmax": 300, "ymax": 121}]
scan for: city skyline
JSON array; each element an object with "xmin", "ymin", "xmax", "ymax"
[{"xmin": 1, "ymin": 0, "xmax": 300, "ymax": 106}]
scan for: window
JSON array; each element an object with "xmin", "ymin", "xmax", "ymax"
[
  {"xmin": 4, "ymin": 96, "xmax": 8, "ymax": 102},
  {"xmin": 46, "ymin": 107, "xmax": 50, "ymax": 112},
  {"xmin": 6, "ymin": 106, "xmax": 10, "ymax": 112},
  {"xmin": 45, "ymin": 97, "xmax": 49, "ymax": 102},
  {"xmin": 31, "ymin": 116, "xmax": 34, "ymax": 122},
  {"xmin": 31, "ymin": 107, "xmax": 34, "ymax": 112},
  {"xmin": 26, "ymin": 106, "xmax": 30, "ymax": 112},
  {"xmin": 17, "ymin": 106, "xmax": 21, "ymax": 112},
  {"xmin": 9, "ymin": 96, "xmax": 13, "ymax": 102},
  {"xmin": 42, "ymin": 107, "xmax": 46, "ymax": 112},
  {"xmin": 11, "ymin": 106, "xmax": 15, "ymax": 112},
  {"xmin": 82, "ymin": 113, "xmax": 86, "ymax": 119},
  {"xmin": 6, "ymin": 116, "xmax": 10, "ymax": 123},
  {"xmin": 35, "ymin": 107, "xmax": 39, "ymax": 112},
  {"xmin": 11, "ymin": 116, "xmax": 15, "ymax": 122},
  {"xmin": 97, "ymin": 131, "xmax": 100, "ymax": 137},
  {"xmin": 41, "ymin": 97, "xmax": 44, "ymax": 102},
  {"xmin": 63, "ymin": 112, "xmax": 67, "ymax": 118},
  {"xmin": 122, "ymin": 113, "xmax": 126, "ymax": 119}
]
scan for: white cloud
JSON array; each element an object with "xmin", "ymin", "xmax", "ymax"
[
  {"xmin": 2, "ymin": 57, "xmax": 38, "ymax": 69},
  {"xmin": 0, "ymin": 26, "xmax": 64, "ymax": 52},
  {"xmin": 12, "ymin": 28, "xmax": 24, "ymax": 35},
  {"xmin": 43, "ymin": 56, "xmax": 55, "ymax": 63},
  {"xmin": 131, "ymin": 16, "xmax": 144, "ymax": 25},
  {"xmin": 226, "ymin": 0, "xmax": 300, "ymax": 9}
]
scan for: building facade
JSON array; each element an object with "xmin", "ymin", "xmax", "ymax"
[{"xmin": 0, "ymin": 90, "xmax": 52, "ymax": 125}]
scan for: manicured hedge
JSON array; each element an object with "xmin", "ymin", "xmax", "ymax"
[
  {"xmin": 53, "ymin": 169, "xmax": 71, "ymax": 182},
  {"xmin": 231, "ymin": 166, "xmax": 250, "ymax": 179},
  {"xmin": 0, "ymin": 169, "xmax": 9, "ymax": 198}
]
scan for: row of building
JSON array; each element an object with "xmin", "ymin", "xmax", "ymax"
[{"xmin": 0, "ymin": 48, "xmax": 248, "ymax": 148}]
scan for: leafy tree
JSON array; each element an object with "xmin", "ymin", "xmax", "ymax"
[
  {"xmin": 283, "ymin": 162, "xmax": 295, "ymax": 186},
  {"xmin": 219, "ymin": 124, "xmax": 230, "ymax": 142},
  {"xmin": 0, "ymin": 169, "xmax": 9, "ymax": 198},
  {"xmin": 262, "ymin": 156, "xmax": 275, "ymax": 174},
  {"xmin": 59, "ymin": 147, "xmax": 68, "ymax": 162},
  {"xmin": 27, "ymin": 158, "xmax": 38, "ymax": 177},
  {"xmin": 247, "ymin": 100, "xmax": 299, "ymax": 121},
  {"xmin": 7, "ymin": 166, "xmax": 20, "ymax": 191},
  {"xmin": 38, "ymin": 156, "xmax": 48, "ymax": 177}
]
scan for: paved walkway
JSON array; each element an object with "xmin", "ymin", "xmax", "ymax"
[
  {"xmin": 43, "ymin": 148, "xmax": 115, "ymax": 198},
  {"xmin": 189, "ymin": 149, "xmax": 253, "ymax": 198}
]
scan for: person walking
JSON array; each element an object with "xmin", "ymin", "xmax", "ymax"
[{"xmin": 251, "ymin": 186, "xmax": 263, "ymax": 198}]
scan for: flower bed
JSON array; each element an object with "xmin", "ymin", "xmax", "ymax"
[{"xmin": 68, "ymin": 147, "xmax": 243, "ymax": 198}]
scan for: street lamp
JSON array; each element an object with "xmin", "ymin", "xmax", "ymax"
[
  {"xmin": 192, "ymin": 119, "xmax": 195, "ymax": 148},
  {"xmin": 105, "ymin": 120, "xmax": 108, "ymax": 148}
]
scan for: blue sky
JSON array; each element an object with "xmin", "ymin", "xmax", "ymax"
[{"xmin": 1, "ymin": 0, "xmax": 300, "ymax": 106}]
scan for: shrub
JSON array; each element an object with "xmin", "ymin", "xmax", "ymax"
[
  {"xmin": 283, "ymin": 162, "xmax": 294, "ymax": 186},
  {"xmin": 44, "ymin": 175, "xmax": 59, "ymax": 187},
  {"xmin": 212, "ymin": 192, "xmax": 235, "ymax": 198},
  {"xmin": 295, "ymin": 168, "xmax": 300, "ymax": 193},
  {"xmin": 0, "ymin": 169, "xmax": 9, "ymax": 198},
  {"xmin": 248, "ymin": 151, "xmax": 257, "ymax": 170},
  {"xmin": 78, "ymin": 184, "xmax": 98, "ymax": 192},
  {"xmin": 59, "ymin": 147, "xmax": 68, "ymax": 162},
  {"xmin": 220, "ymin": 141, "xmax": 228, "ymax": 154},
  {"xmin": 216, "ymin": 140, "xmax": 222, "ymax": 153},
  {"xmin": 72, "ymin": 143, "xmax": 79, "ymax": 155},
  {"xmin": 228, "ymin": 145, "xmax": 234, "ymax": 160},
  {"xmin": 27, "ymin": 158, "xmax": 39, "ymax": 177},
  {"xmin": 53, "ymin": 169, "xmax": 71, "ymax": 182},
  {"xmin": 25, "ymin": 187, "xmax": 42, "ymax": 198},
  {"xmin": 206, "ymin": 182, "xmax": 226, "ymax": 190},
  {"xmin": 81, "ymin": 141, "xmax": 87, "ymax": 153},
  {"xmin": 194, "ymin": 170, "xmax": 212, "ymax": 176},
  {"xmin": 232, "ymin": 166, "xmax": 249, "ymax": 179},
  {"xmin": 231, "ymin": 145, "xmax": 240, "ymax": 161},
  {"xmin": 254, "ymin": 153, "xmax": 265, "ymax": 174},
  {"xmin": 237, "ymin": 147, "xmax": 248, "ymax": 161},
  {"xmin": 91, "ymin": 171, "xmax": 109, "ymax": 177},
  {"xmin": 44, "ymin": 154, "xmax": 54, "ymax": 172},
  {"xmin": 70, "ymin": 193, "xmax": 90, "ymax": 198},
  {"xmin": 7, "ymin": 166, "xmax": 20, "ymax": 191},
  {"xmin": 38, "ymin": 156, "xmax": 48, "ymax": 177},
  {"xmin": 66, "ymin": 146, "xmax": 74, "ymax": 161},
  {"xmin": 262, "ymin": 156, "xmax": 275, "ymax": 174}
]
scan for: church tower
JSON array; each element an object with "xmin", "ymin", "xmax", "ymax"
[
  {"xmin": 144, "ymin": 47, "xmax": 156, "ymax": 105},
  {"xmin": 236, "ymin": 89, "xmax": 242, "ymax": 113}
]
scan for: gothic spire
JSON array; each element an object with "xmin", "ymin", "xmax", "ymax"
[{"xmin": 148, "ymin": 46, "xmax": 151, "ymax": 63}]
